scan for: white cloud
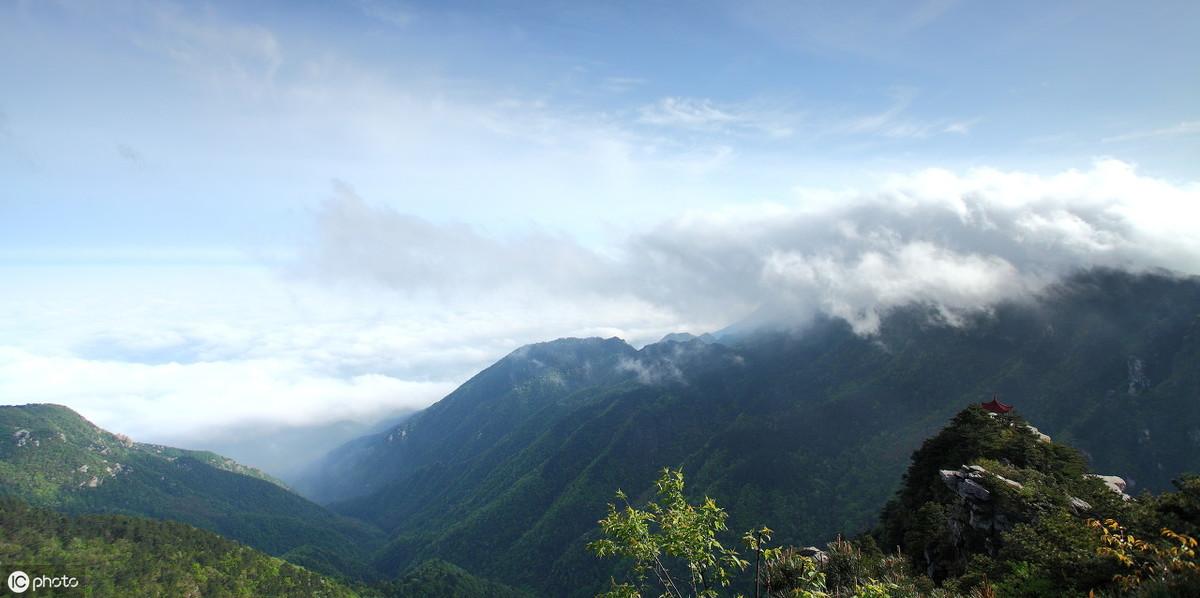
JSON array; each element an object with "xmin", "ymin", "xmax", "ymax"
[
  {"xmin": 640, "ymin": 97, "xmax": 740, "ymax": 128},
  {"xmin": 303, "ymin": 159, "xmax": 1200, "ymax": 335},
  {"xmin": 638, "ymin": 97, "xmax": 797, "ymax": 138},
  {"xmin": 843, "ymin": 89, "xmax": 975, "ymax": 140},
  {"xmin": 648, "ymin": 159, "xmax": 1200, "ymax": 331},
  {"xmin": 942, "ymin": 119, "xmax": 978, "ymax": 135},
  {"xmin": 760, "ymin": 243, "xmax": 1020, "ymax": 332},
  {"xmin": 132, "ymin": 2, "xmax": 284, "ymax": 95},
  {"xmin": 301, "ymin": 181, "xmax": 618, "ymax": 296},
  {"xmin": 1103, "ymin": 120, "xmax": 1200, "ymax": 143},
  {"xmin": 0, "ymin": 347, "xmax": 452, "ymax": 440},
  {"xmin": 0, "ymin": 260, "xmax": 694, "ymax": 446}
]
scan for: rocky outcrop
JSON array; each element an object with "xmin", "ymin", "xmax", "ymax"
[
  {"xmin": 1068, "ymin": 496, "xmax": 1093, "ymax": 513},
  {"xmin": 942, "ymin": 465, "xmax": 1017, "ymax": 495},
  {"xmin": 1086, "ymin": 474, "xmax": 1131, "ymax": 500},
  {"xmin": 933, "ymin": 464, "xmax": 1024, "ymax": 575},
  {"xmin": 1024, "ymin": 424, "xmax": 1051, "ymax": 443},
  {"xmin": 940, "ymin": 465, "xmax": 1023, "ymax": 498},
  {"xmin": 934, "ymin": 465, "xmax": 1118, "ymax": 570}
]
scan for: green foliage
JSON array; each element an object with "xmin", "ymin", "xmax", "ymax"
[
  {"xmin": 1089, "ymin": 517, "xmax": 1200, "ymax": 593},
  {"xmin": 588, "ymin": 471, "xmax": 960, "ymax": 598},
  {"xmin": 0, "ymin": 404, "xmax": 385, "ymax": 581},
  {"xmin": 1141, "ymin": 474, "xmax": 1200, "ymax": 538},
  {"xmin": 588, "ymin": 468, "xmax": 749, "ymax": 598},
  {"xmin": 963, "ymin": 511, "xmax": 1113, "ymax": 597},
  {"xmin": 0, "ymin": 497, "xmax": 357, "ymax": 597},
  {"xmin": 761, "ymin": 548, "xmax": 826, "ymax": 597},
  {"xmin": 810, "ymin": 537, "xmax": 944, "ymax": 598},
  {"xmin": 373, "ymin": 559, "xmax": 532, "ymax": 597}
]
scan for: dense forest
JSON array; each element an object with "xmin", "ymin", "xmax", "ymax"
[
  {"xmin": 0, "ymin": 498, "xmax": 357, "ymax": 597},
  {"xmin": 4, "ymin": 404, "xmax": 1196, "ymax": 596},
  {"xmin": 0, "ymin": 404, "xmax": 386, "ymax": 582}
]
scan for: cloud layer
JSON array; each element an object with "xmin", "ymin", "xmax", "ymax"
[
  {"xmin": 2, "ymin": 159, "xmax": 1196, "ymax": 461},
  {"xmin": 0, "ymin": 346, "xmax": 450, "ymax": 438},
  {"xmin": 0, "ymin": 261, "xmax": 681, "ymax": 447},
  {"xmin": 306, "ymin": 159, "xmax": 1200, "ymax": 333}
]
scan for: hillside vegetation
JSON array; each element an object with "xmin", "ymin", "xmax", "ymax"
[
  {"xmin": 0, "ymin": 498, "xmax": 358, "ymax": 597},
  {"xmin": 877, "ymin": 405, "xmax": 1200, "ymax": 596},
  {"xmin": 296, "ymin": 270, "xmax": 1200, "ymax": 595},
  {"xmin": 0, "ymin": 404, "xmax": 385, "ymax": 581},
  {"xmin": 590, "ymin": 406, "xmax": 1200, "ymax": 597},
  {"xmin": 375, "ymin": 559, "xmax": 532, "ymax": 597}
]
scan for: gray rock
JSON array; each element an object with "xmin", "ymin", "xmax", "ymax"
[
  {"xmin": 939, "ymin": 469, "xmax": 962, "ymax": 484},
  {"xmin": 1087, "ymin": 474, "xmax": 1131, "ymax": 500},
  {"xmin": 994, "ymin": 474, "xmax": 1023, "ymax": 490},
  {"xmin": 942, "ymin": 465, "xmax": 1018, "ymax": 498},
  {"xmin": 960, "ymin": 479, "xmax": 992, "ymax": 501},
  {"xmin": 1024, "ymin": 424, "xmax": 1052, "ymax": 443},
  {"xmin": 1069, "ymin": 497, "xmax": 1093, "ymax": 513}
]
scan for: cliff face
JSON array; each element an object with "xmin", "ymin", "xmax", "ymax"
[{"xmin": 936, "ymin": 465, "xmax": 1021, "ymax": 565}]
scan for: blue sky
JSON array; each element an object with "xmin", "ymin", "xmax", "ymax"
[
  {"xmin": 1, "ymin": 1, "xmax": 1198, "ymax": 465},
  {"xmin": 3, "ymin": 0, "xmax": 1197, "ymax": 254}
]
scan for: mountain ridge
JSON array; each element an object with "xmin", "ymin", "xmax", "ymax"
[{"xmin": 295, "ymin": 268, "xmax": 1200, "ymax": 596}]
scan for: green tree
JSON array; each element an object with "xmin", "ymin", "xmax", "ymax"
[{"xmin": 588, "ymin": 468, "xmax": 750, "ymax": 598}]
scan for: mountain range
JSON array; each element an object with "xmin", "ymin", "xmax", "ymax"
[
  {"xmin": 292, "ymin": 268, "xmax": 1200, "ymax": 595},
  {"xmin": 2, "ymin": 268, "xmax": 1198, "ymax": 596}
]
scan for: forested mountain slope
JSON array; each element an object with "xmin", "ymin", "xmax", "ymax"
[
  {"xmin": 294, "ymin": 269, "xmax": 1200, "ymax": 596},
  {"xmin": 0, "ymin": 498, "xmax": 358, "ymax": 597},
  {"xmin": 0, "ymin": 404, "xmax": 385, "ymax": 581}
]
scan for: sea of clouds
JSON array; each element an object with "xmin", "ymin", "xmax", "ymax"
[{"xmin": 2, "ymin": 159, "xmax": 1197, "ymax": 462}]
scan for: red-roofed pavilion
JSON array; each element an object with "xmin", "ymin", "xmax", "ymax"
[{"xmin": 981, "ymin": 394, "xmax": 1013, "ymax": 414}]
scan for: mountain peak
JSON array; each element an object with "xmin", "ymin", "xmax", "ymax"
[
  {"xmin": 502, "ymin": 336, "xmax": 636, "ymax": 369},
  {"xmin": 512, "ymin": 335, "xmax": 632, "ymax": 353},
  {"xmin": 656, "ymin": 331, "xmax": 717, "ymax": 345}
]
